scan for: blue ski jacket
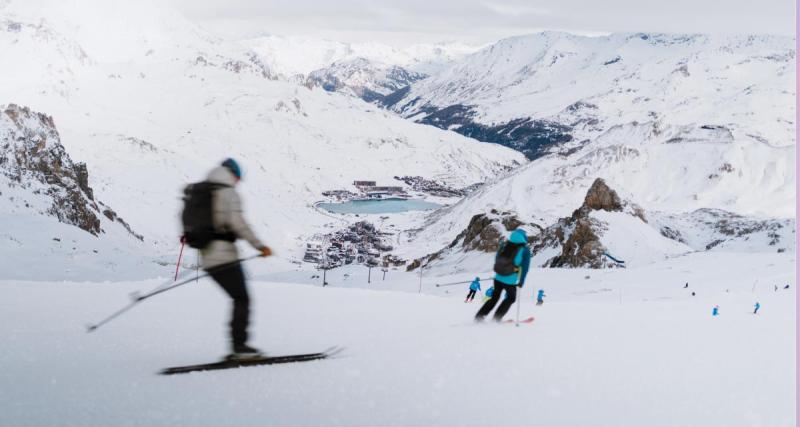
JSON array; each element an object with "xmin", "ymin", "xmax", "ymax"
[
  {"xmin": 469, "ymin": 278, "xmax": 481, "ymax": 291},
  {"xmin": 494, "ymin": 229, "xmax": 531, "ymax": 287},
  {"xmin": 485, "ymin": 287, "xmax": 494, "ymax": 298},
  {"xmin": 537, "ymin": 289, "xmax": 545, "ymax": 300}
]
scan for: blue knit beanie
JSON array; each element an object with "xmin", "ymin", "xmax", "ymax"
[{"xmin": 221, "ymin": 158, "xmax": 242, "ymax": 179}]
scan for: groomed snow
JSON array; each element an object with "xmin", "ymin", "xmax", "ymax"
[{"xmin": 0, "ymin": 251, "xmax": 793, "ymax": 427}]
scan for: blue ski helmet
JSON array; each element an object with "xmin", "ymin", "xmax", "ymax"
[{"xmin": 221, "ymin": 158, "xmax": 242, "ymax": 179}]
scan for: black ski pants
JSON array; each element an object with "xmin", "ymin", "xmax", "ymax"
[
  {"xmin": 476, "ymin": 280, "xmax": 517, "ymax": 321},
  {"xmin": 208, "ymin": 263, "xmax": 250, "ymax": 347},
  {"xmin": 466, "ymin": 289, "xmax": 477, "ymax": 300}
]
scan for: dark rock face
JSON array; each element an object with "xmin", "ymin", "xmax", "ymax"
[
  {"xmin": 0, "ymin": 104, "xmax": 142, "ymax": 240},
  {"xmin": 387, "ymin": 101, "xmax": 573, "ymax": 160},
  {"xmin": 533, "ymin": 178, "xmax": 636, "ymax": 269},
  {"xmin": 579, "ymin": 178, "xmax": 623, "ymax": 213},
  {"xmin": 407, "ymin": 180, "xmax": 634, "ymax": 271},
  {"xmin": 544, "ymin": 218, "xmax": 606, "ymax": 268}
]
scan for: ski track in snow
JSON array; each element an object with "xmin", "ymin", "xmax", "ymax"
[{"xmin": 0, "ymin": 252, "xmax": 794, "ymax": 427}]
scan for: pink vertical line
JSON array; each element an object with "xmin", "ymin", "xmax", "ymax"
[{"xmin": 795, "ymin": 1, "xmax": 799, "ymax": 422}]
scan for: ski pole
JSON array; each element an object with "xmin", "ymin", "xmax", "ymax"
[
  {"xmin": 86, "ymin": 254, "xmax": 261, "ymax": 333},
  {"xmin": 174, "ymin": 238, "xmax": 186, "ymax": 281},
  {"xmin": 435, "ymin": 277, "xmax": 493, "ymax": 287}
]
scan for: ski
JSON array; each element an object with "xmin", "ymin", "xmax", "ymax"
[
  {"xmin": 504, "ymin": 316, "xmax": 535, "ymax": 324},
  {"xmin": 159, "ymin": 347, "xmax": 343, "ymax": 375}
]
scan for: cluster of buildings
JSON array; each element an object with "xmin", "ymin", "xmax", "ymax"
[
  {"xmin": 303, "ymin": 221, "xmax": 405, "ymax": 269},
  {"xmin": 352, "ymin": 181, "xmax": 407, "ymax": 200},
  {"xmin": 393, "ymin": 176, "xmax": 477, "ymax": 198},
  {"xmin": 321, "ymin": 181, "xmax": 408, "ymax": 203}
]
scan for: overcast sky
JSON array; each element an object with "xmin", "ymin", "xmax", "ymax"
[{"xmin": 167, "ymin": 0, "xmax": 796, "ymax": 46}]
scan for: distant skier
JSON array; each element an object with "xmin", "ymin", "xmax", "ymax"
[
  {"xmin": 536, "ymin": 289, "xmax": 546, "ymax": 305},
  {"xmin": 465, "ymin": 277, "xmax": 481, "ymax": 302},
  {"xmin": 712, "ymin": 305, "xmax": 719, "ymax": 316},
  {"xmin": 784, "ymin": 284, "xmax": 790, "ymax": 289},
  {"xmin": 475, "ymin": 229, "xmax": 531, "ymax": 322},
  {"xmin": 774, "ymin": 285, "xmax": 778, "ymax": 292},
  {"xmin": 186, "ymin": 158, "xmax": 272, "ymax": 360},
  {"xmin": 484, "ymin": 286, "xmax": 494, "ymax": 302},
  {"xmin": 691, "ymin": 292, "xmax": 696, "ymax": 297},
  {"xmin": 753, "ymin": 302, "xmax": 760, "ymax": 314},
  {"xmin": 683, "ymin": 282, "xmax": 688, "ymax": 289}
]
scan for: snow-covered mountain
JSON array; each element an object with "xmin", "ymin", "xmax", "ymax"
[
  {"xmin": 306, "ymin": 57, "xmax": 427, "ymax": 104},
  {"xmin": 0, "ymin": 0, "xmax": 524, "ymax": 279},
  {"xmin": 243, "ymin": 35, "xmax": 478, "ymax": 78},
  {"xmin": 388, "ymin": 32, "xmax": 795, "ymax": 158},
  {"xmin": 381, "ymin": 31, "xmax": 794, "ymax": 234}
]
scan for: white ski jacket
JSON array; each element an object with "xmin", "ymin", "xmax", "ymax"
[{"xmin": 200, "ymin": 166, "xmax": 266, "ymax": 269}]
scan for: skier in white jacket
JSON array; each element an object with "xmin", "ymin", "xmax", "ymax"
[{"xmin": 200, "ymin": 158, "xmax": 271, "ymax": 359}]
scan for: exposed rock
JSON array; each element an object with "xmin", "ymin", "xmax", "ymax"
[
  {"xmin": 533, "ymin": 178, "xmax": 639, "ymax": 269},
  {"xmin": 545, "ymin": 218, "xmax": 607, "ymax": 268},
  {"xmin": 0, "ymin": 104, "xmax": 141, "ymax": 240},
  {"xmin": 578, "ymin": 178, "xmax": 623, "ymax": 213},
  {"xmin": 407, "ymin": 210, "xmax": 537, "ymax": 271}
]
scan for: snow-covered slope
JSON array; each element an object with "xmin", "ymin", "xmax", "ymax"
[
  {"xmin": 0, "ymin": 249, "xmax": 794, "ymax": 426},
  {"xmin": 0, "ymin": 0, "xmax": 524, "ymax": 279},
  {"xmin": 243, "ymin": 35, "xmax": 478, "ymax": 78},
  {"xmin": 306, "ymin": 57, "xmax": 427, "ymax": 104}
]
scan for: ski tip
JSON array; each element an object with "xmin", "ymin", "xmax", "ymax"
[{"xmin": 86, "ymin": 324, "xmax": 97, "ymax": 333}]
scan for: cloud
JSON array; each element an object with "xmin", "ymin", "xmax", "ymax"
[{"xmin": 166, "ymin": 0, "xmax": 795, "ymax": 45}]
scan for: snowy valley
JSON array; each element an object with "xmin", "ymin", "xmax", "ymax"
[{"xmin": 0, "ymin": 0, "xmax": 523, "ymax": 279}]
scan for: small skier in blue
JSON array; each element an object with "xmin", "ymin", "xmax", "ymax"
[
  {"xmin": 465, "ymin": 277, "xmax": 481, "ymax": 302},
  {"xmin": 536, "ymin": 289, "xmax": 546, "ymax": 305},
  {"xmin": 712, "ymin": 305, "xmax": 719, "ymax": 316},
  {"xmin": 753, "ymin": 302, "xmax": 760, "ymax": 314}
]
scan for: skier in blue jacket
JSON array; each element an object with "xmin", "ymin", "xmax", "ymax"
[
  {"xmin": 753, "ymin": 302, "xmax": 760, "ymax": 314},
  {"xmin": 465, "ymin": 277, "xmax": 481, "ymax": 302},
  {"xmin": 475, "ymin": 229, "xmax": 531, "ymax": 322},
  {"xmin": 536, "ymin": 289, "xmax": 546, "ymax": 305}
]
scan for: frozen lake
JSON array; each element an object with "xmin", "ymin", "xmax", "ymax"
[{"xmin": 318, "ymin": 198, "xmax": 441, "ymax": 214}]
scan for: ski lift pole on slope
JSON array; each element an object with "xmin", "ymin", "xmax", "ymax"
[{"xmin": 86, "ymin": 254, "xmax": 262, "ymax": 333}]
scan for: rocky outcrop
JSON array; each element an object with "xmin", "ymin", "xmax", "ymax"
[
  {"xmin": 407, "ymin": 209, "xmax": 537, "ymax": 271},
  {"xmin": 535, "ymin": 178, "xmax": 641, "ymax": 268},
  {"xmin": 0, "ymin": 104, "xmax": 142, "ymax": 240}
]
